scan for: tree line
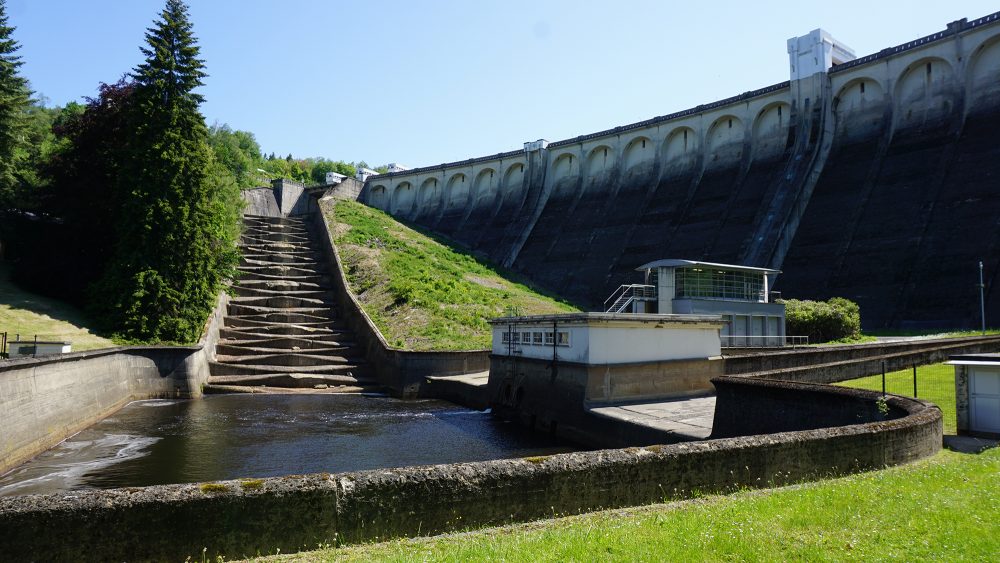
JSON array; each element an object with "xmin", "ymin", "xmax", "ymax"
[{"xmin": 0, "ymin": 0, "xmax": 373, "ymax": 343}]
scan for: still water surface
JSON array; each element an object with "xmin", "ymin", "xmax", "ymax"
[{"xmin": 0, "ymin": 394, "xmax": 576, "ymax": 497}]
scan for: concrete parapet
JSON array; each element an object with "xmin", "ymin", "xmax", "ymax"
[
  {"xmin": 724, "ymin": 335, "xmax": 1000, "ymax": 383},
  {"xmin": 0, "ymin": 376, "xmax": 941, "ymax": 562}
]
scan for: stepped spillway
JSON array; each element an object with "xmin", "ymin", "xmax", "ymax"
[{"xmin": 207, "ymin": 215, "xmax": 376, "ymax": 393}]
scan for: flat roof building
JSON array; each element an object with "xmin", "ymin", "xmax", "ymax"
[{"xmin": 605, "ymin": 259, "xmax": 786, "ymax": 347}]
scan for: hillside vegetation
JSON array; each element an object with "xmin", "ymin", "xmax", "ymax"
[
  {"xmin": 264, "ymin": 448, "xmax": 999, "ymax": 561},
  {"xmin": 324, "ymin": 200, "xmax": 578, "ymax": 351},
  {"xmin": 0, "ymin": 264, "xmax": 113, "ymax": 351}
]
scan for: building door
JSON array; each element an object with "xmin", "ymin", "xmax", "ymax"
[{"xmin": 970, "ymin": 368, "xmax": 1000, "ymax": 434}]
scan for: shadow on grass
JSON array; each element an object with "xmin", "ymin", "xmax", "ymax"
[{"xmin": 0, "ymin": 261, "xmax": 115, "ymax": 344}]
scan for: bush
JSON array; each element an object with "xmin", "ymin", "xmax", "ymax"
[{"xmin": 781, "ymin": 297, "xmax": 862, "ymax": 343}]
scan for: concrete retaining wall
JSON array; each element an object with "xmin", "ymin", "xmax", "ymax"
[
  {"xmin": 0, "ymin": 376, "xmax": 941, "ymax": 562},
  {"xmin": 308, "ymin": 198, "xmax": 490, "ymax": 397},
  {"xmin": 724, "ymin": 335, "xmax": 1000, "ymax": 383},
  {"xmin": 489, "ymin": 354, "xmax": 725, "ymax": 446},
  {"xmin": 0, "ymin": 293, "xmax": 228, "ymax": 476}
]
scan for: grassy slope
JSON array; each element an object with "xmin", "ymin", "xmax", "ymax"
[
  {"xmin": 264, "ymin": 448, "xmax": 998, "ymax": 562},
  {"xmin": 838, "ymin": 363, "xmax": 957, "ymax": 433},
  {"xmin": 324, "ymin": 200, "xmax": 578, "ymax": 351},
  {"xmin": 0, "ymin": 263, "xmax": 114, "ymax": 351}
]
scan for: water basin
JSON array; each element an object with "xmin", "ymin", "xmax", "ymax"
[{"xmin": 0, "ymin": 394, "xmax": 576, "ymax": 497}]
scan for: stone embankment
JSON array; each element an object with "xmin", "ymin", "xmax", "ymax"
[{"xmin": 207, "ymin": 215, "xmax": 376, "ymax": 392}]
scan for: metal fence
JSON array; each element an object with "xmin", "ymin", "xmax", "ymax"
[
  {"xmin": 720, "ymin": 335, "xmax": 809, "ymax": 348},
  {"xmin": 839, "ymin": 361, "xmax": 955, "ymax": 403},
  {"xmin": 0, "ymin": 333, "xmax": 72, "ymax": 360}
]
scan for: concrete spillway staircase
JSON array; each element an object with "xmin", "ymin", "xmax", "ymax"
[{"xmin": 206, "ymin": 214, "xmax": 376, "ymax": 393}]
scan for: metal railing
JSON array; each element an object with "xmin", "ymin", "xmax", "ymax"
[
  {"xmin": 0, "ymin": 333, "xmax": 72, "ymax": 359},
  {"xmin": 603, "ymin": 284, "xmax": 657, "ymax": 313},
  {"xmin": 720, "ymin": 335, "xmax": 809, "ymax": 348}
]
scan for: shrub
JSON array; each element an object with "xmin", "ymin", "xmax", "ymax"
[{"xmin": 781, "ymin": 297, "xmax": 862, "ymax": 343}]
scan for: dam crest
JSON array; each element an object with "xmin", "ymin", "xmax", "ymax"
[{"xmin": 360, "ymin": 12, "xmax": 1000, "ymax": 330}]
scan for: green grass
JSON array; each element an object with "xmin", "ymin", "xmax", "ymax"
[
  {"xmin": 837, "ymin": 363, "xmax": 957, "ymax": 433},
  {"xmin": 259, "ymin": 448, "xmax": 999, "ymax": 562},
  {"xmin": 866, "ymin": 328, "xmax": 1000, "ymax": 338},
  {"xmin": 0, "ymin": 263, "xmax": 114, "ymax": 353},
  {"xmin": 324, "ymin": 200, "xmax": 578, "ymax": 351}
]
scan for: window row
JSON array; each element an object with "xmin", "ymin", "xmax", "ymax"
[{"xmin": 500, "ymin": 330, "xmax": 571, "ymax": 347}]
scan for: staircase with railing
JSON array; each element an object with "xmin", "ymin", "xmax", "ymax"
[{"xmin": 603, "ymin": 284, "xmax": 657, "ymax": 313}]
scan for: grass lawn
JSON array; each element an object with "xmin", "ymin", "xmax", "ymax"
[
  {"xmin": 837, "ymin": 363, "xmax": 957, "ymax": 434},
  {"xmin": 0, "ymin": 263, "xmax": 114, "ymax": 352},
  {"xmin": 261, "ymin": 447, "xmax": 999, "ymax": 562},
  {"xmin": 324, "ymin": 200, "xmax": 578, "ymax": 351}
]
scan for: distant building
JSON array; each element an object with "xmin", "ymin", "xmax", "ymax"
[
  {"xmin": 325, "ymin": 171, "xmax": 347, "ymax": 185},
  {"xmin": 356, "ymin": 167, "xmax": 379, "ymax": 182},
  {"xmin": 387, "ymin": 163, "xmax": 409, "ymax": 173}
]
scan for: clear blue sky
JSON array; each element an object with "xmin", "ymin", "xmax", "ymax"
[{"xmin": 7, "ymin": 0, "xmax": 998, "ymax": 167}]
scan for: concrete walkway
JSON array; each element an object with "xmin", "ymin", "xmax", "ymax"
[
  {"xmin": 424, "ymin": 370, "xmax": 490, "ymax": 410},
  {"xmin": 589, "ymin": 395, "xmax": 716, "ymax": 441}
]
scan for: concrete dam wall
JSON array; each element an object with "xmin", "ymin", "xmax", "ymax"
[{"xmin": 360, "ymin": 13, "xmax": 1000, "ymax": 330}]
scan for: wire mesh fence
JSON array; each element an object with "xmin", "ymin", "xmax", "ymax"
[{"xmin": 837, "ymin": 362, "xmax": 958, "ymax": 433}]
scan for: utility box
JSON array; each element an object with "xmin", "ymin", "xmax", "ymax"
[{"xmin": 947, "ymin": 354, "xmax": 1000, "ymax": 438}]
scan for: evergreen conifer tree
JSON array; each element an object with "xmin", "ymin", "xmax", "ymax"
[
  {"xmin": 94, "ymin": 0, "xmax": 241, "ymax": 342},
  {"xmin": 0, "ymin": 0, "xmax": 29, "ymax": 205}
]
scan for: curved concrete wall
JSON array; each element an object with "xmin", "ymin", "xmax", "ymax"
[
  {"xmin": 361, "ymin": 13, "xmax": 1000, "ymax": 330},
  {"xmin": 0, "ymin": 376, "xmax": 941, "ymax": 562}
]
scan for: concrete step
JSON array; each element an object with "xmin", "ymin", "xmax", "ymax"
[
  {"xmin": 243, "ymin": 227, "xmax": 310, "ymax": 240},
  {"xmin": 237, "ymin": 264, "xmax": 327, "ymax": 278},
  {"xmin": 241, "ymin": 249, "xmax": 321, "ymax": 260},
  {"xmin": 208, "ymin": 360, "xmax": 369, "ymax": 377},
  {"xmin": 229, "ymin": 295, "xmax": 333, "ymax": 309},
  {"xmin": 219, "ymin": 324, "xmax": 349, "ymax": 338},
  {"xmin": 234, "ymin": 270, "xmax": 330, "ymax": 284},
  {"xmin": 222, "ymin": 316, "xmax": 345, "ymax": 330},
  {"xmin": 218, "ymin": 336, "xmax": 357, "ymax": 350},
  {"xmin": 215, "ymin": 343, "xmax": 360, "ymax": 356},
  {"xmin": 203, "ymin": 383, "xmax": 377, "ymax": 395},
  {"xmin": 227, "ymin": 303, "xmax": 337, "ymax": 323},
  {"xmin": 233, "ymin": 279, "xmax": 327, "ymax": 291},
  {"xmin": 214, "ymin": 352, "xmax": 363, "ymax": 367},
  {"xmin": 240, "ymin": 242, "xmax": 314, "ymax": 254},
  {"xmin": 240, "ymin": 232, "xmax": 310, "ymax": 244},
  {"xmin": 240, "ymin": 252, "xmax": 323, "ymax": 264},
  {"xmin": 229, "ymin": 286, "xmax": 332, "ymax": 300},
  {"xmin": 243, "ymin": 215, "xmax": 309, "ymax": 225},
  {"xmin": 206, "ymin": 374, "xmax": 377, "ymax": 390},
  {"xmin": 226, "ymin": 310, "xmax": 337, "ymax": 324}
]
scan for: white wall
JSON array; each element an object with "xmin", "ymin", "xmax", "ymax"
[{"xmin": 492, "ymin": 316, "xmax": 721, "ymax": 364}]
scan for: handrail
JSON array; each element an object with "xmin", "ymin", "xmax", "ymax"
[
  {"xmin": 603, "ymin": 284, "xmax": 657, "ymax": 313},
  {"xmin": 720, "ymin": 335, "xmax": 809, "ymax": 348}
]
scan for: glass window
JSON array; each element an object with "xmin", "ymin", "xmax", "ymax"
[
  {"xmin": 556, "ymin": 331, "xmax": 571, "ymax": 347},
  {"xmin": 674, "ymin": 268, "xmax": 764, "ymax": 302}
]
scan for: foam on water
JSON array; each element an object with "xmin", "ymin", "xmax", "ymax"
[{"xmin": 0, "ymin": 434, "xmax": 160, "ymax": 496}]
